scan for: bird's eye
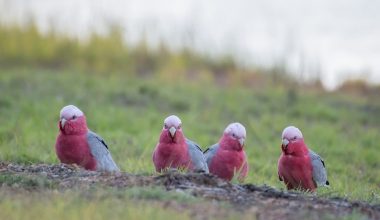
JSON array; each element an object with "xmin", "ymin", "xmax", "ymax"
[
  {"xmin": 232, "ymin": 133, "xmax": 236, "ymax": 137},
  {"xmin": 178, "ymin": 124, "xmax": 181, "ymax": 129},
  {"xmin": 293, "ymin": 136, "xmax": 297, "ymax": 140},
  {"xmin": 72, "ymin": 115, "xmax": 77, "ymax": 119},
  {"xmin": 164, "ymin": 124, "xmax": 168, "ymax": 129}
]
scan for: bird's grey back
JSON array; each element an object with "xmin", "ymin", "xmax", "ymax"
[
  {"xmin": 87, "ymin": 130, "xmax": 120, "ymax": 172},
  {"xmin": 186, "ymin": 139, "xmax": 209, "ymax": 173},
  {"xmin": 203, "ymin": 143, "xmax": 220, "ymax": 166},
  {"xmin": 309, "ymin": 149, "xmax": 328, "ymax": 186}
]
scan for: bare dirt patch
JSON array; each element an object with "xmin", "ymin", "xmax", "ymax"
[{"xmin": 1, "ymin": 162, "xmax": 379, "ymax": 220}]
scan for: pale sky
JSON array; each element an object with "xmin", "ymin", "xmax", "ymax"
[{"xmin": 1, "ymin": 0, "xmax": 379, "ymax": 89}]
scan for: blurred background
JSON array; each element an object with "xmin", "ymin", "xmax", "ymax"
[{"xmin": 1, "ymin": 0, "xmax": 380, "ymax": 90}]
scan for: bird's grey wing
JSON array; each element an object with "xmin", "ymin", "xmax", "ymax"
[
  {"xmin": 87, "ymin": 131, "xmax": 120, "ymax": 172},
  {"xmin": 203, "ymin": 143, "xmax": 220, "ymax": 167},
  {"xmin": 186, "ymin": 139, "xmax": 209, "ymax": 173},
  {"xmin": 309, "ymin": 149, "xmax": 329, "ymax": 186}
]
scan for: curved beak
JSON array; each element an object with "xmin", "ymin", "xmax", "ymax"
[
  {"xmin": 282, "ymin": 138, "xmax": 289, "ymax": 149},
  {"xmin": 60, "ymin": 118, "xmax": 67, "ymax": 128},
  {"xmin": 239, "ymin": 138, "xmax": 245, "ymax": 147},
  {"xmin": 169, "ymin": 127, "xmax": 176, "ymax": 138}
]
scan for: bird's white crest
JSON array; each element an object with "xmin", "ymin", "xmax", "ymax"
[
  {"xmin": 224, "ymin": 122, "xmax": 246, "ymax": 139},
  {"xmin": 282, "ymin": 126, "xmax": 303, "ymax": 140},
  {"xmin": 164, "ymin": 115, "xmax": 182, "ymax": 128},
  {"xmin": 60, "ymin": 105, "xmax": 84, "ymax": 119}
]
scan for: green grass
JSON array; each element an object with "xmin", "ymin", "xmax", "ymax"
[
  {"xmin": 0, "ymin": 187, "xmax": 244, "ymax": 220},
  {"xmin": 0, "ymin": 173, "xmax": 56, "ymax": 189},
  {"xmin": 0, "ymin": 69, "xmax": 379, "ymax": 205},
  {"xmin": 0, "ymin": 22, "xmax": 378, "ymax": 219},
  {"xmin": 0, "ymin": 190, "xmax": 192, "ymax": 220}
]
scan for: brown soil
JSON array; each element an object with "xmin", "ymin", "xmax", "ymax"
[{"xmin": 1, "ymin": 162, "xmax": 379, "ymax": 220}]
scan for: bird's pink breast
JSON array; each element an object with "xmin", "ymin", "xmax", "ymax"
[
  {"xmin": 153, "ymin": 142, "xmax": 192, "ymax": 172},
  {"xmin": 209, "ymin": 149, "xmax": 247, "ymax": 181},
  {"xmin": 278, "ymin": 153, "xmax": 315, "ymax": 191},
  {"xmin": 55, "ymin": 133, "xmax": 97, "ymax": 170}
]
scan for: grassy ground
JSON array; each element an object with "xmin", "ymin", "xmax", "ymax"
[
  {"xmin": 1, "ymin": 163, "xmax": 376, "ymax": 220},
  {"xmin": 0, "ymin": 69, "xmax": 379, "ymax": 219}
]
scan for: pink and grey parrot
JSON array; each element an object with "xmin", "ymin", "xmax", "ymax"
[
  {"xmin": 204, "ymin": 123, "xmax": 248, "ymax": 182},
  {"xmin": 55, "ymin": 105, "xmax": 119, "ymax": 172},
  {"xmin": 278, "ymin": 126, "xmax": 329, "ymax": 191},
  {"xmin": 152, "ymin": 115, "xmax": 209, "ymax": 173}
]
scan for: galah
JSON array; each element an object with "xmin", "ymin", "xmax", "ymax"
[
  {"xmin": 204, "ymin": 123, "xmax": 248, "ymax": 182},
  {"xmin": 278, "ymin": 126, "xmax": 329, "ymax": 191},
  {"xmin": 152, "ymin": 115, "xmax": 209, "ymax": 173},
  {"xmin": 55, "ymin": 105, "xmax": 120, "ymax": 172}
]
